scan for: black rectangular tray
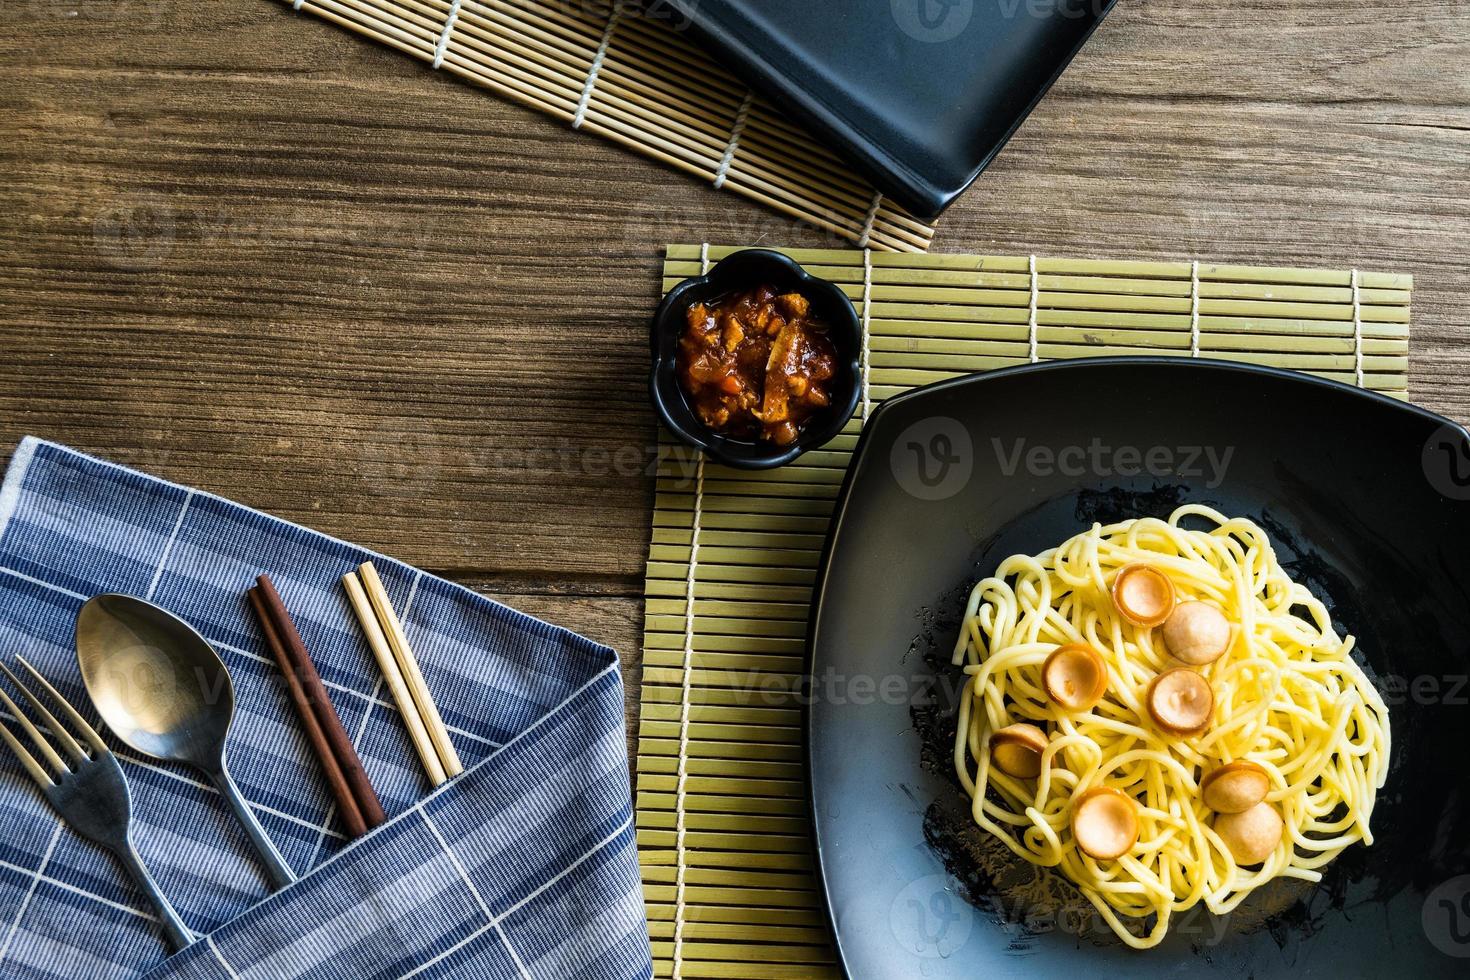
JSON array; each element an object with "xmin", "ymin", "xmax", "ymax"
[{"xmin": 660, "ymin": 0, "xmax": 1119, "ymax": 220}]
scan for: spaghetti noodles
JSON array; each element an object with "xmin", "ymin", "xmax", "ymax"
[{"xmin": 951, "ymin": 506, "xmax": 1390, "ymax": 948}]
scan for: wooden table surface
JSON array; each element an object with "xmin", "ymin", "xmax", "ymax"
[{"xmin": 3, "ymin": 1, "xmax": 1467, "ymax": 744}]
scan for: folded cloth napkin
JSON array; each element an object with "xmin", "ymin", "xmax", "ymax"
[{"xmin": 0, "ymin": 438, "xmax": 652, "ymax": 980}]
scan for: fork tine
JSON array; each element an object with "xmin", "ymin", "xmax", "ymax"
[
  {"xmin": 13, "ymin": 657, "xmax": 109, "ymax": 755},
  {"xmin": 0, "ymin": 685, "xmax": 67, "ymax": 776},
  {"xmin": 0, "ymin": 660, "xmax": 89, "ymax": 761},
  {"xmin": 0, "ymin": 717, "xmax": 54, "ymax": 789}
]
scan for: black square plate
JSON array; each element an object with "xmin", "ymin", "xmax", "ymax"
[
  {"xmin": 663, "ymin": 0, "xmax": 1119, "ymax": 219},
  {"xmin": 807, "ymin": 358, "xmax": 1470, "ymax": 976}
]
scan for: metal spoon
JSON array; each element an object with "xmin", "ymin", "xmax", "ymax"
[{"xmin": 75, "ymin": 594, "xmax": 297, "ymax": 889}]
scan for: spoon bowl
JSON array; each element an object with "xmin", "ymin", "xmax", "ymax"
[
  {"xmin": 77, "ymin": 595, "xmax": 235, "ymax": 769},
  {"xmin": 76, "ymin": 594, "xmax": 297, "ymax": 889}
]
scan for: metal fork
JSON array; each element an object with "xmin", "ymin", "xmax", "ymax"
[{"xmin": 0, "ymin": 656, "xmax": 192, "ymax": 951}]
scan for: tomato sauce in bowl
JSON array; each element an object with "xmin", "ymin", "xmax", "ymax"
[
  {"xmin": 677, "ymin": 285, "xmax": 839, "ymax": 446},
  {"xmin": 650, "ymin": 248, "xmax": 861, "ymax": 470}
]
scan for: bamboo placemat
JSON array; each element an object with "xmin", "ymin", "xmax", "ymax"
[
  {"xmin": 275, "ymin": 0, "xmax": 936, "ymax": 252},
  {"xmin": 636, "ymin": 244, "xmax": 1412, "ymax": 978}
]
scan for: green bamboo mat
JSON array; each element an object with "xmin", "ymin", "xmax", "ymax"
[{"xmin": 636, "ymin": 244, "xmax": 1413, "ymax": 979}]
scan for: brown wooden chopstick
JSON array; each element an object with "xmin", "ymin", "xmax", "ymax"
[
  {"xmin": 254, "ymin": 574, "xmax": 387, "ymax": 832},
  {"xmin": 248, "ymin": 586, "xmax": 367, "ymax": 839}
]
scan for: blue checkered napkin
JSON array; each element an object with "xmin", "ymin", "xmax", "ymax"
[{"xmin": 0, "ymin": 438, "xmax": 652, "ymax": 980}]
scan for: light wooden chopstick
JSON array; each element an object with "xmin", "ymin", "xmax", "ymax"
[
  {"xmin": 355, "ymin": 561, "xmax": 464, "ymax": 780},
  {"xmin": 341, "ymin": 570, "xmax": 450, "ymax": 786}
]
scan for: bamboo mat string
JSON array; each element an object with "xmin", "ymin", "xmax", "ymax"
[
  {"xmin": 669, "ymin": 458, "xmax": 701, "ymax": 980},
  {"xmin": 669, "ymin": 244, "xmax": 713, "ymax": 980},
  {"xmin": 292, "ymin": 0, "xmax": 303, "ymax": 10},
  {"xmin": 431, "ymin": 0, "xmax": 462, "ymax": 70},
  {"xmin": 1190, "ymin": 260, "xmax": 1202, "ymax": 357},
  {"xmin": 1351, "ymin": 268, "xmax": 1365, "ymax": 387},
  {"xmin": 573, "ymin": 0, "xmax": 622, "ymax": 129},
  {"xmin": 860, "ymin": 248, "xmax": 873, "ymax": 420},
  {"xmin": 713, "ymin": 92, "xmax": 755, "ymax": 191},
  {"xmin": 856, "ymin": 192, "xmax": 883, "ymax": 250},
  {"xmin": 1028, "ymin": 254, "xmax": 1041, "ymax": 363}
]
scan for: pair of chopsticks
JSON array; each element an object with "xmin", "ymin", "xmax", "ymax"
[
  {"xmin": 342, "ymin": 562, "xmax": 463, "ymax": 787},
  {"xmin": 249, "ymin": 575, "xmax": 386, "ymax": 839}
]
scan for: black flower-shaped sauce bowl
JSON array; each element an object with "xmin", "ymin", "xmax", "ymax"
[{"xmin": 649, "ymin": 249, "xmax": 862, "ymax": 470}]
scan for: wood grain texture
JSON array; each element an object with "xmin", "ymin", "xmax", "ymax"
[{"xmin": 1, "ymin": 0, "xmax": 1467, "ymax": 752}]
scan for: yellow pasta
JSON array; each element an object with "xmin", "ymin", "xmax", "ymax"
[{"xmin": 950, "ymin": 505, "xmax": 1390, "ymax": 949}]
